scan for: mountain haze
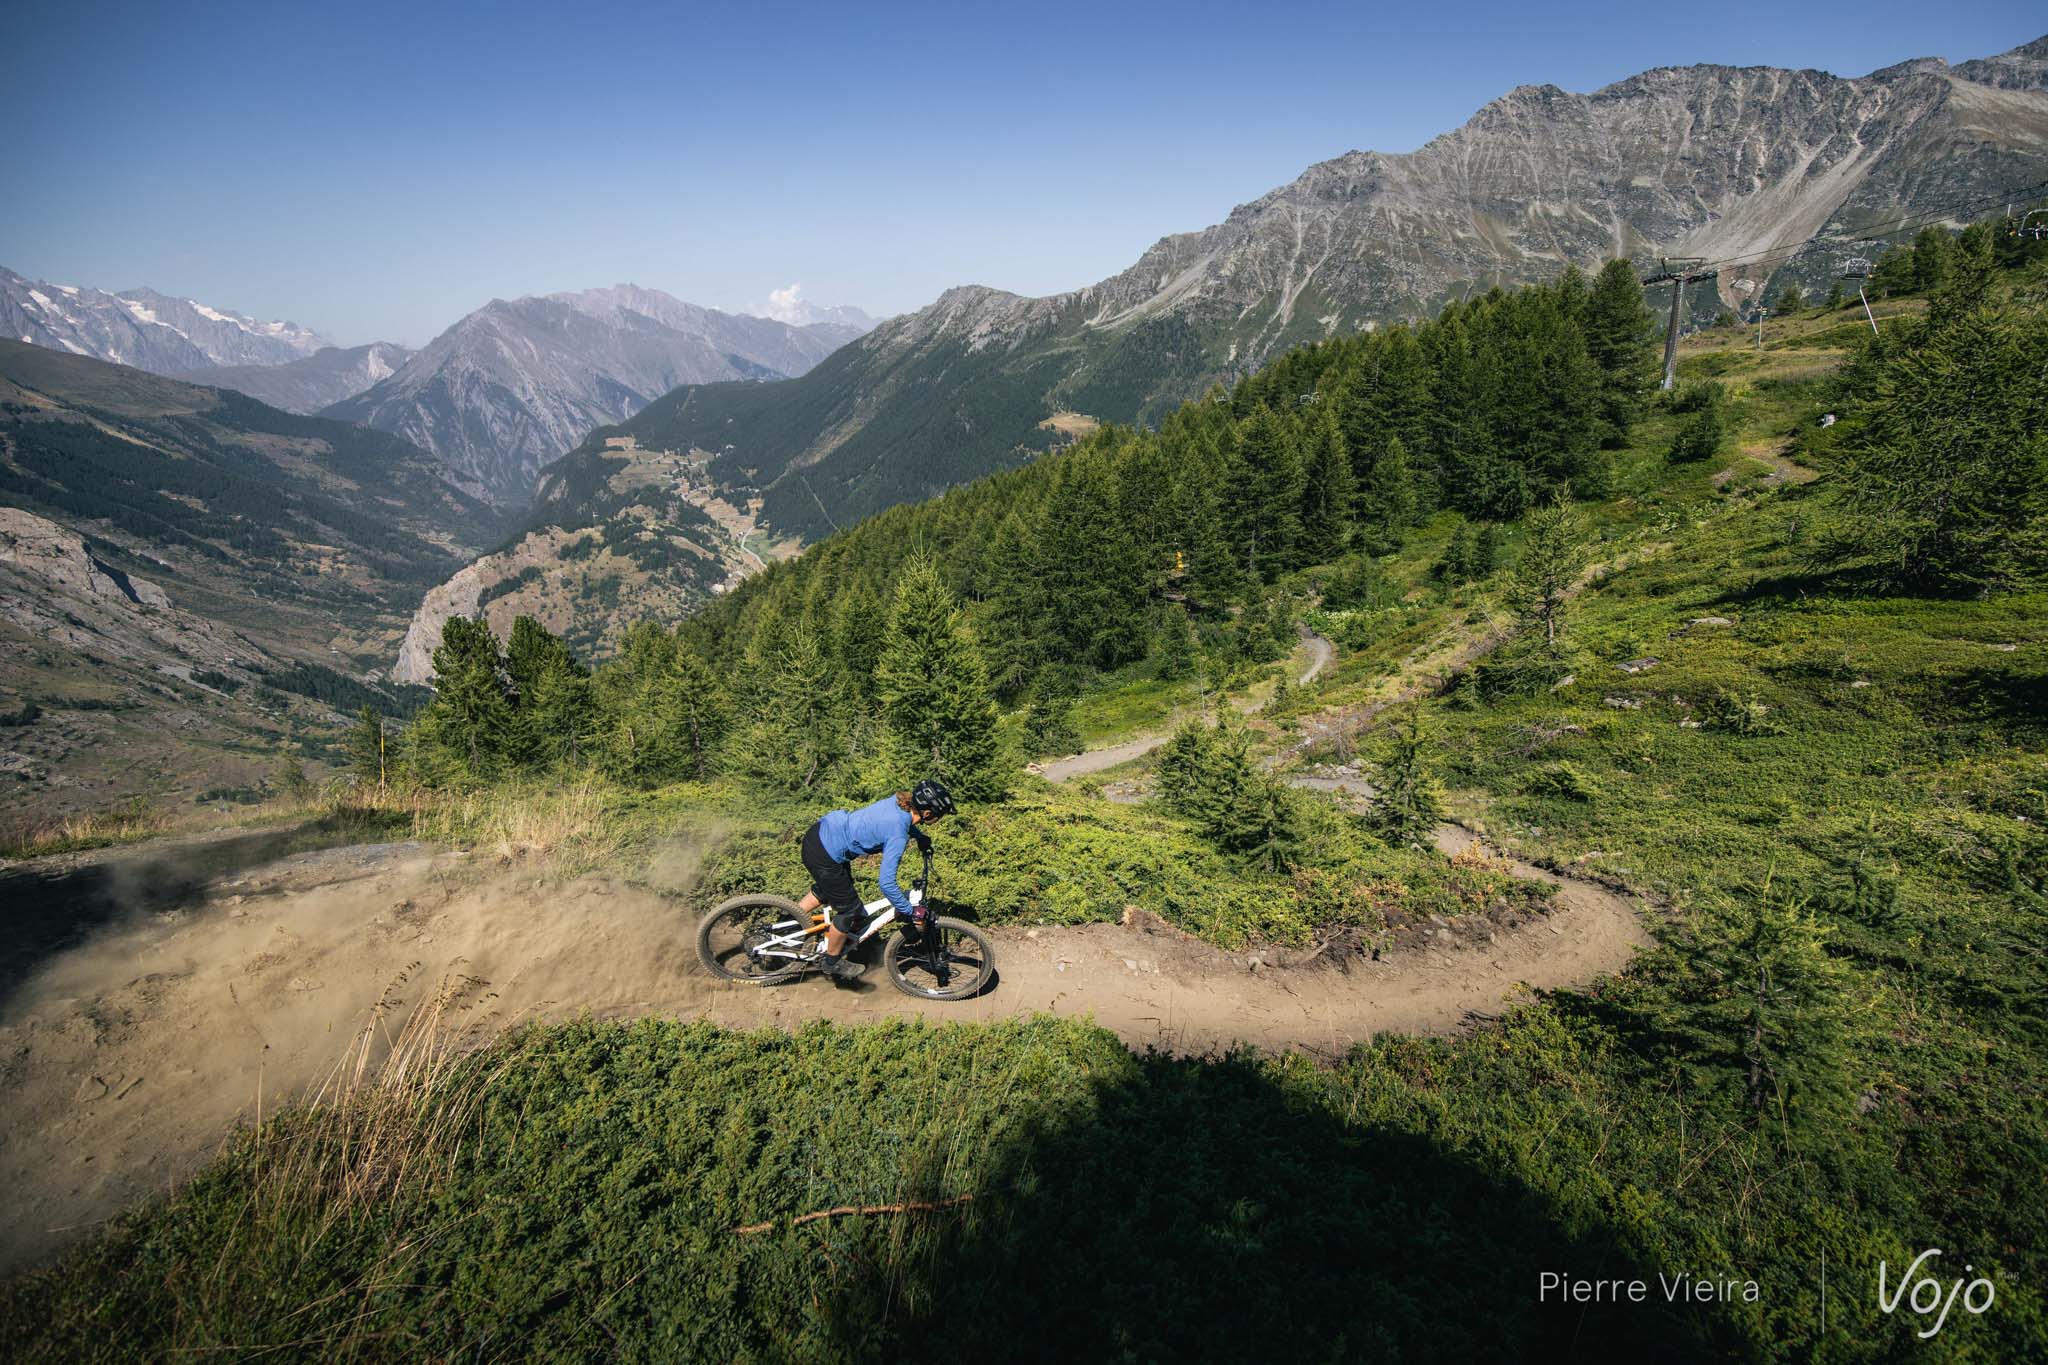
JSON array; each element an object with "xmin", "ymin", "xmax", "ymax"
[
  {"xmin": 322, "ymin": 286, "xmax": 876, "ymax": 504},
  {"xmin": 551, "ymin": 34, "xmax": 2048, "ymax": 544},
  {"xmin": 170, "ymin": 342, "xmax": 414, "ymax": 415}
]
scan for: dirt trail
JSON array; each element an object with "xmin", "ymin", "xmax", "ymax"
[
  {"xmin": 1298, "ymin": 629, "xmax": 1334, "ymax": 683},
  {"xmin": 1040, "ymin": 628, "xmax": 1335, "ymax": 782},
  {"xmin": 0, "ymin": 822, "xmax": 1648, "ymax": 1274},
  {"xmin": 1287, "ymin": 773, "xmax": 1643, "ymax": 936}
]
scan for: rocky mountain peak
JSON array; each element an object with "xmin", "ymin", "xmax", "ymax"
[{"xmin": 324, "ymin": 284, "xmax": 879, "ymax": 504}]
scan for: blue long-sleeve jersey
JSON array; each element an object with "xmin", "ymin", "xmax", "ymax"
[{"xmin": 818, "ymin": 797, "xmax": 916, "ymax": 914}]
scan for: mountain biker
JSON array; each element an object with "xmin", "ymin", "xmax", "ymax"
[{"xmin": 797, "ymin": 779, "xmax": 957, "ymax": 982}]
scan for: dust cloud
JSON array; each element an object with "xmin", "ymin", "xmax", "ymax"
[{"xmin": 0, "ymin": 840, "xmax": 713, "ymax": 1274}]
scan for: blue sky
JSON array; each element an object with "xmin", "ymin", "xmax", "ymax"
[{"xmin": 8, "ymin": 1, "xmax": 2041, "ymax": 346}]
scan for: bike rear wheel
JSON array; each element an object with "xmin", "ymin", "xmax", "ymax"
[
  {"xmin": 696, "ymin": 895, "xmax": 813, "ymax": 984},
  {"xmin": 884, "ymin": 916, "xmax": 996, "ymax": 1000}
]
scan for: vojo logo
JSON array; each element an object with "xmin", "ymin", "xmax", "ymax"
[{"xmin": 1877, "ymin": 1249, "xmax": 1995, "ymax": 1340}]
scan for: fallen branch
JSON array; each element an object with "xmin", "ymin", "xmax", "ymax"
[{"xmin": 733, "ymin": 1195, "xmax": 974, "ymax": 1235}]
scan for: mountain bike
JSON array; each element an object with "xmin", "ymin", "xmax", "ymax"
[{"xmin": 694, "ymin": 842, "xmax": 995, "ymax": 1000}]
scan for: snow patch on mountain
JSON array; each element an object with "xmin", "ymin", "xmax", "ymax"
[{"xmin": 1, "ymin": 267, "xmax": 333, "ymax": 375}]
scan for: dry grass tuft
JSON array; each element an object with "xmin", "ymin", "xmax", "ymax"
[
  {"xmin": 0, "ymin": 798, "xmax": 170, "ymax": 860},
  {"xmin": 180, "ymin": 969, "xmax": 507, "ymax": 1353}
]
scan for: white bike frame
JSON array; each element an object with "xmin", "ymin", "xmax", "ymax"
[{"xmin": 748, "ymin": 887, "xmax": 924, "ymax": 966}]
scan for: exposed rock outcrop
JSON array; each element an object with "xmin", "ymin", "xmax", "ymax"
[{"xmin": 0, "ymin": 508, "xmax": 170, "ymax": 611}]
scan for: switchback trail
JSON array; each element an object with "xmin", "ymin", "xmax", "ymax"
[
  {"xmin": 1046, "ymin": 536, "xmax": 1678, "ymax": 783},
  {"xmin": 0, "ymin": 824, "xmax": 1649, "ymax": 1274},
  {"xmin": 1039, "ymin": 626, "xmax": 1334, "ymax": 782}
]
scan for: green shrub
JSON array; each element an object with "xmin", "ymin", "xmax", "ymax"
[
  {"xmin": 1524, "ymin": 761, "xmax": 1599, "ymax": 801},
  {"xmin": 1704, "ymin": 688, "xmax": 1783, "ymax": 736},
  {"xmin": 1669, "ymin": 380, "xmax": 1726, "ymax": 414}
]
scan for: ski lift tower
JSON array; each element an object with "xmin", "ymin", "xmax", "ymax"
[
  {"xmin": 1841, "ymin": 256, "xmax": 1878, "ymax": 336},
  {"xmin": 1641, "ymin": 257, "xmax": 1719, "ymax": 390}
]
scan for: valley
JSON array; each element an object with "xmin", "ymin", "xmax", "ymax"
[
  {"xmin": 321, "ymin": 286, "xmax": 877, "ymax": 503},
  {"xmin": 394, "ymin": 434, "xmax": 796, "ymax": 680},
  {"xmin": 7, "ymin": 253, "xmax": 2042, "ymax": 1350},
  {"xmin": 0, "ymin": 341, "xmax": 497, "ymax": 831}
]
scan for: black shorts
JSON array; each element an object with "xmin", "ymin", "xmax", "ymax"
[{"xmin": 801, "ymin": 820, "xmax": 870, "ymax": 937}]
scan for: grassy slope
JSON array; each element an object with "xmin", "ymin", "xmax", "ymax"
[{"xmin": 4, "ymin": 299, "xmax": 2045, "ymax": 1360}]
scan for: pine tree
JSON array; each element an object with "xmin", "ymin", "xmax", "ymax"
[
  {"xmin": 1115, "ymin": 433, "xmax": 1178, "ymax": 583},
  {"xmin": 876, "ymin": 557, "xmax": 1009, "ymax": 800},
  {"xmin": 1318, "ymin": 556, "xmax": 1378, "ymax": 610},
  {"xmin": 1173, "ymin": 439, "xmax": 1239, "ymax": 607},
  {"xmin": 1773, "ymin": 285, "xmax": 1803, "ymax": 315},
  {"xmin": 1156, "ymin": 717, "xmax": 1299, "ymax": 870},
  {"xmin": 1471, "ymin": 523, "xmax": 1504, "ymax": 577},
  {"xmin": 1660, "ymin": 891, "xmax": 1855, "ymax": 1130},
  {"xmin": 1355, "ymin": 436, "xmax": 1417, "ymax": 555},
  {"xmin": 1024, "ymin": 667, "xmax": 1084, "ymax": 757},
  {"xmin": 977, "ymin": 513, "xmax": 1045, "ymax": 701},
  {"xmin": 1228, "ymin": 406, "xmax": 1304, "ymax": 579},
  {"xmin": 1156, "ymin": 602, "xmax": 1199, "ymax": 680},
  {"xmin": 1369, "ymin": 709, "xmax": 1445, "ymax": 847},
  {"xmin": 346, "ymin": 706, "xmax": 386, "ymax": 787},
  {"xmin": 505, "ymin": 615, "xmax": 565, "ymax": 707},
  {"xmin": 1869, "ymin": 246, "xmax": 1913, "ymax": 299},
  {"xmin": 504, "ymin": 616, "xmax": 591, "ymax": 768},
  {"xmin": 1583, "ymin": 260, "xmax": 1658, "ymax": 440},
  {"xmin": 1297, "ymin": 408, "xmax": 1356, "ymax": 564},
  {"xmin": 649, "ymin": 650, "xmax": 728, "ymax": 780},
  {"xmin": 1668, "ymin": 402, "xmax": 1726, "ymax": 463},
  {"xmin": 1555, "ymin": 263, "xmax": 1588, "ymax": 317},
  {"xmin": 276, "ymin": 748, "xmax": 313, "ymax": 802},
  {"xmin": 1824, "ymin": 280, "xmax": 1845, "ymax": 311},
  {"xmin": 1505, "ymin": 497, "xmax": 1587, "ymax": 653},
  {"xmin": 1038, "ymin": 456, "xmax": 1150, "ymax": 668},
  {"xmin": 1909, "ymin": 226, "xmax": 1955, "ymax": 295},
  {"xmin": 524, "ymin": 650, "xmax": 599, "ymax": 769},
  {"xmin": 413, "ymin": 617, "xmax": 514, "ymax": 782},
  {"xmin": 1832, "ymin": 306, "xmax": 2048, "ymax": 588},
  {"xmin": 731, "ymin": 615, "xmax": 844, "ymax": 793},
  {"xmin": 1433, "ymin": 524, "xmax": 1475, "ymax": 583},
  {"xmin": 1929, "ymin": 224, "xmax": 1998, "ymax": 324},
  {"xmin": 831, "ymin": 577, "xmax": 889, "ymax": 704},
  {"xmin": 1337, "ymin": 328, "xmax": 1436, "ymax": 499}
]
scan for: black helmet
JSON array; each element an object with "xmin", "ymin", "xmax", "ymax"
[{"xmin": 911, "ymin": 778, "xmax": 956, "ymax": 818}]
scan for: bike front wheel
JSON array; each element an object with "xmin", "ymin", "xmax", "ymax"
[
  {"xmin": 696, "ymin": 895, "xmax": 813, "ymax": 984},
  {"xmin": 884, "ymin": 916, "xmax": 996, "ymax": 1000}
]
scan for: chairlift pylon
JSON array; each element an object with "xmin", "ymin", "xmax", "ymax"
[{"xmin": 1840, "ymin": 257, "xmax": 1878, "ymax": 336}]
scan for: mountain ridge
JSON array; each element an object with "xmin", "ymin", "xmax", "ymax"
[
  {"xmin": 170, "ymin": 342, "xmax": 414, "ymax": 415},
  {"xmin": 561, "ymin": 33, "xmax": 2048, "ymax": 544},
  {"xmin": 1, "ymin": 267, "xmax": 332, "ymax": 375},
  {"xmin": 322, "ymin": 285, "xmax": 876, "ymax": 503}
]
